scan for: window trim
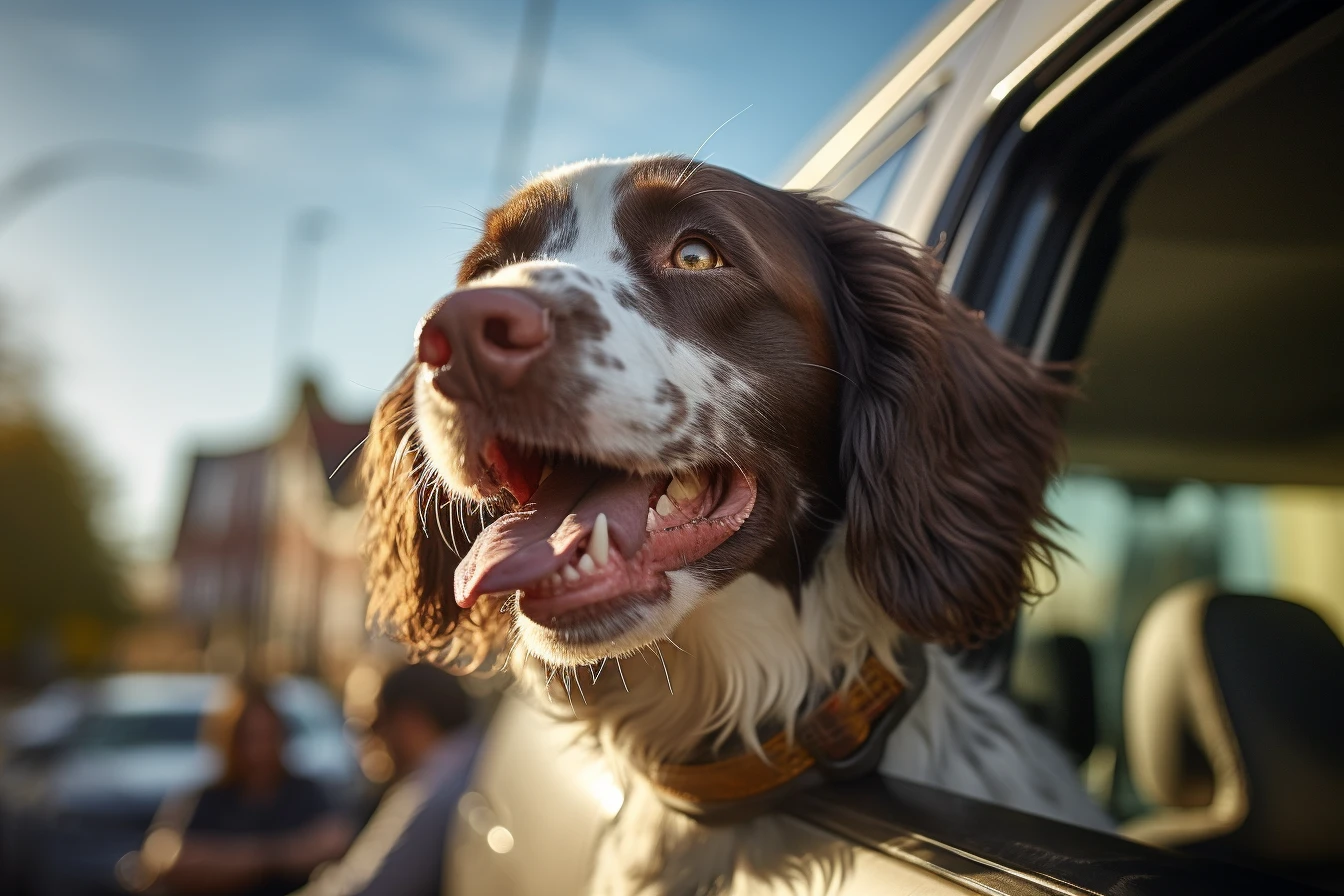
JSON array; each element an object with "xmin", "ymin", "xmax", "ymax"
[
  {"xmin": 785, "ymin": 0, "xmax": 1003, "ymax": 192},
  {"xmin": 827, "ymin": 106, "xmax": 929, "ymax": 204},
  {"xmin": 931, "ymin": 0, "xmax": 1339, "ymax": 356}
]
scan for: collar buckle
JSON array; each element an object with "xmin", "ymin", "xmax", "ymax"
[{"xmin": 798, "ymin": 644, "xmax": 928, "ymax": 782}]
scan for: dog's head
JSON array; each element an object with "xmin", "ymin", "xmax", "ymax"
[{"xmin": 363, "ymin": 156, "xmax": 1068, "ymax": 672}]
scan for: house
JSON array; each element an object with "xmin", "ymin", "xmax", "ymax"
[{"xmin": 172, "ymin": 377, "xmax": 375, "ymax": 684}]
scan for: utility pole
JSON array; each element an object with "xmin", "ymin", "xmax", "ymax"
[
  {"xmin": 491, "ymin": 0, "xmax": 557, "ymax": 198},
  {"xmin": 253, "ymin": 207, "xmax": 336, "ymax": 670},
  {"xmin": 275, "ymin": 207, "xmax": 336, "ymax": 380}
]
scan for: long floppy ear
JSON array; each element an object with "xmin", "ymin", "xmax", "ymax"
[
  {"xmin": 361, "ymin": 369, "xmax": 507, "ymax": 673},
  {"xmin": 814, "ymin": 199, "xmax": 1071, "ymax": 647}
]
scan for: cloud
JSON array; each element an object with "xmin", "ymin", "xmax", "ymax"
[
  {"xmin": 0, "ymin": 14, "xmax": 136, "ymax": 79},
  {"xmin": 371, "ymin": 1, "xmax": 519, "ymax": 102}
]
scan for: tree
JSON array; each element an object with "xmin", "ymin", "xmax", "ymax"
[{"xmin": 0, "ymin": 301, "xmax": 126, "ymax": 677}]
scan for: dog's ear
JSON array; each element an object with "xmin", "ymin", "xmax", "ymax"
[
  {"xmin": 361, "ymin": 370, "xmax": 505, "ymax": 673},
  {"xmin": 812, "ymin": 200, "xmax": 1071, "ymax": 647}
]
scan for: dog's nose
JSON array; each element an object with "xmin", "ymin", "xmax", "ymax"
[{"xmin": 417, "ymin": 287, "xmax": 551, "ymax": 398}]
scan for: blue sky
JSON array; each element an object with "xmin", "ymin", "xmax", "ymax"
[{"xmin": 0, "ymin": 0, "xmax": 938, "ymax": 560}]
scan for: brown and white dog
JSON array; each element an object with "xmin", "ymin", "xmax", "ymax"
[{"xmin": 362, "ymin": 156, "xmax": 1110, "ymax": 894}]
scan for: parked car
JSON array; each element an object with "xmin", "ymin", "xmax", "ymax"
[
  {"xmin": 0, "ymin": 679, "xmax": 95, "ymax": 893},
  {"xmin": 447, "ymin": 0, "xmax": 1344, "ymax": 893},
  {"xmin": 3, "ymin": 673, "xmax": 364, "ymax": 895}
]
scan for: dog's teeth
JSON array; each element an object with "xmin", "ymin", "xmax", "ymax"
[
  {"xmin": 667, "ymin": 472, "xmax": 704, "ymax": 501},
  {"xmin": 578, "ymin": 553, "xmax": 596, "ymax": 574},
  {"xmin": 549, "ymin": 572, "xmax": 562, "ymax": 588},
  {"xmin": 647, "ymin": 508, "xmax": 658, "ymax": 531},
  {"xmin": 539, "ymin": 463, "xmax": 554, "ymax": 485},
  {"xmin": 591, "ymin": 513, "xmax": 610, "ymax": 566},
  {"xmin": 656, "ymin": 495, "xmax": 674, "ymax": 517},
  {"xmin": 562, "ymin": 565, "xmax": 581, "ymax": 583}
]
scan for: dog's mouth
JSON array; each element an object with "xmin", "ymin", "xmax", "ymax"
[{"xmin": 454, "ymin": 439, "xmax": 756, "ymax": 624}]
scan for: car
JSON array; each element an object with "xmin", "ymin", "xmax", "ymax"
[
  {"xmin": 3, "ymin": 673, "xmax": 364, "ymax": 895},
  {"xmin": 444, "ymin": 0, "xmax": 1344, "ymax": 893},
  {"xmin": 0, "ymin": 679, "xmax": 94, "ymax": 894}
]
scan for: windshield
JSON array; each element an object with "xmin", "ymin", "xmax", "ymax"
[
  {"xmin": 71, "ymin": 705, "xmax": 319, "ymax": 751},
  {"xmin": 73, "ymin": 711, "xmax": 203, "ymax": 750}
]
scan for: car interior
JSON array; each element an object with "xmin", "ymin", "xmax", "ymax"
[{"xmin": 1008, "ymin": 11, "xmax": 1344, "ymax": 892}]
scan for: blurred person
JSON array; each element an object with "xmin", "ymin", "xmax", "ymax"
[
  {"xmin": 290, "ymin": 663, "xmax": 478, "ymax": 896},
  {"xmin": 142, "ymin": 683, "xmax": 353, "ymax": 896}
]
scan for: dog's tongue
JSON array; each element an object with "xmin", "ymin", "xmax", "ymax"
[{"xmin": 454, "ymin": 461, "xmax": 659, "ymax": 607}]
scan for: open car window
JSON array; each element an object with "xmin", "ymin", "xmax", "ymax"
[{"xmin": 989, "ymin": 5, "xmax": 1344, "ymax": 824}]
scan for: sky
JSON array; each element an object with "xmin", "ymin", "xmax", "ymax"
[{"xmin": 0, "ymin": 0, "xmax": 940, "ymax": 561}]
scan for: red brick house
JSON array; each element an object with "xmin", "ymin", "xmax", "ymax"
[{"xmin": 172, "ymin": 378, "xmax": 373, "ymax": 682}]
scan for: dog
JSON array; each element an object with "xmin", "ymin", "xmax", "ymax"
[{"xmin": 361, "ymin": 156, "xmax": 1111, "ymax": 894}]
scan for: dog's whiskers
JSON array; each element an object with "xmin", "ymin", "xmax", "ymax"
[
  {"xmin": 676, "ymin": 104, "xmax": 752, "ymax": 186},
  {"xmin": 787, "ymin": 361, "xmax": 856, "ymax": 385},
  {"xmin": 423, "ymin": 201, "xmax": 488, "ymax": 224},
  {"xmin": 663, "ymin": 636, "xmax": 690, "ymax": 656},
  {"xmin": 414, "ymin": 471, "xmax": 433, "ymax": 537},
  {"xmin": 652, "ymin": 642, "xmax": 674, "ymax": 695},
  {"xmin": 678, "ymin": 152, "xmax": 715, "ymax": 188},
  {"xmin": 500, "ymin": 632, "xmax": 523, "ymax": 673},
  {"xmin": 543, "ymin": 663, "xmax": 559, "ymax": 705},
  {"xmin": 562, "ymin": 669, "xmax": 578, "ymax": 716},
  {"xmin": 432, "ymin": 482, "xmax": 454, "ymax": 551},
  {"xmin": 390, "ymin": 428, "xmax": 416, "ymax": 479},
  {"xmin": 327, "ymin": 434, "xmax": 370, "ymax": 481},
  {"xmin": 670, "ymin": 188, "xmax": 770, "ymax": 211},
  {"xmin": 709, "ymin": 441, "xmax": 750, "ymax": 489},
  {"xmin": 449, "ymin": 499, "xmax": 464, "ymax": 547}
]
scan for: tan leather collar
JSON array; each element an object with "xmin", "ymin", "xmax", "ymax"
[{"xmin": 650, "ymin": 654, "xmax": 918, "ymax": 818}]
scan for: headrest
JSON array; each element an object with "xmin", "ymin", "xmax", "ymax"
[{"xmin": 1124, "ymin": 581, "xmax": 1344, "ymax": 866}]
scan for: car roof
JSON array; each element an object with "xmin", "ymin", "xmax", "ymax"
[{"xmin": 89, "ymin": 673, "xmax": 332, "ymax": 716}]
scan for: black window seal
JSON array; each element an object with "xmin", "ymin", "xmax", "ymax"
[
  {"xmin": 928, "ymin": 0, "xmax": 1158, "ymax": 265},
  {"xmin": 930, "ymin": 0, "xmax": 1340, "ymax": 357},
  {"xmin": 787, "ymin": 776, "xmax": 1328, "ymax": 896}
]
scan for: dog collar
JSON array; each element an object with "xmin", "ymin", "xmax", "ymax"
[{"xmin": 649, "ymin": 642, "xmax": 928, "ymax": 824}]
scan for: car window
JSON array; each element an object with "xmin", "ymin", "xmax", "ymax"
[
  {"xmin": 1011, "ymin": 17, "xmax": 1344, "ymax": 821},
  {"xmin": 74, "ymin": 711, "xmax": 203, "ymax": 749},
  {"xmin": 71, "ymin": 703, "xmax": 322, "ymax": 750},
  {"xmin": 841, "ymin": 130, "xmax": 922, "ymax": 220},
  {"xmin": 1022, "ymin": 477, "xmax": 1344, "ymax": 817},
  {"xmin": 271, "ymin": 681, "xmax": 343, "ymax": 736},
  {"xmin": 274, "ymin": 700, "xmax": 332, "ymax": 737}
]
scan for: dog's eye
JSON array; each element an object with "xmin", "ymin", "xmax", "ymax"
[{"xmin": 671, "ymin": 237, "xmax": 722, "ymax": 271}]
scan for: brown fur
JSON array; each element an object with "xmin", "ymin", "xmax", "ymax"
[
  {"xmin": 362, "ymin": 370, "xmax": 509, "ymax": 672},
  {"xmin": 805, "ymin": 197, "xmax": 1070, "ymax": 645}
]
